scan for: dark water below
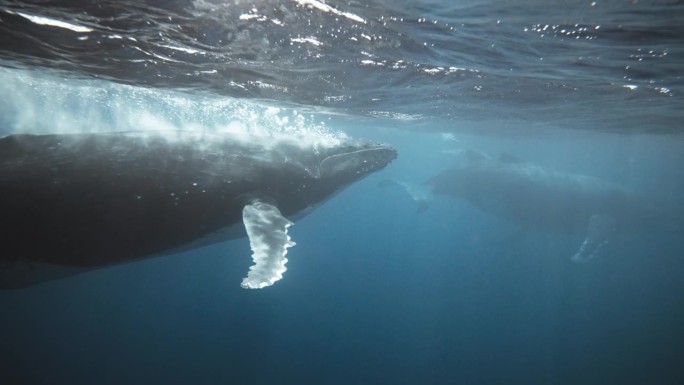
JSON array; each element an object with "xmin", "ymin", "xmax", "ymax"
[{"xmin": 1, "ymin": 1, "xmax": 684, "ymax": 384}]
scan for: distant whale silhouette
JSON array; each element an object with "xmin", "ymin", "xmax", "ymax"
[
  {"xmin": 0, "ymin": 132, "xmax": 396, "ymax": 289},
  {"xmin": 388, "ymin": 148, "xmax": 681, "ymax": 262}
]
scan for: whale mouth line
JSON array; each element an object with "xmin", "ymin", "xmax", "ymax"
[
  {"xmin": 320, "ymin": 146, "xmax": 395, "ymax": 164},
  {"xmin": 318, "ymin": 145, "xmax": 397, "ymax": 179}
]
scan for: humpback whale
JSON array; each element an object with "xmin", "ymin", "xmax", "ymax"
[
  {"xmin": 393, "ymin": 148, "xmax": 681, "ymax": 262},
  {"xmin": 0, "ymin": 132, "xmax": 396, "ymax": 289}
]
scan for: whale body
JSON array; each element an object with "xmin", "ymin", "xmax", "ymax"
[
  {"xmin": 398, "ymin": 148, "xmax": 681, "ymax": 262},
  {"xmin": 0, "ymin": 132, "xmax": 396, "ymax": 288}
]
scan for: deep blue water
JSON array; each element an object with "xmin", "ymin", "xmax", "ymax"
[{"xmin": 2, "ymin": 1, "xmax": 684, "ymax": 384}]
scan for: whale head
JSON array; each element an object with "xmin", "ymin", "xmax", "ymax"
[{"xmin": 318, "ymin": 141, "xmax": 397, "ymax": 184}]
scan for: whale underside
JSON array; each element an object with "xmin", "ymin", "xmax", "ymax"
[
  {"xmin": 0, "ymin": 132, "xmax": 397, "ymax": 288},
  {"xmin": 420, "ymin": 149, "xmax": 681, "ymax": 262}
]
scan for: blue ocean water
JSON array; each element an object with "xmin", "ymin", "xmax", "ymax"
[{"xmin": 1, "ymin": 1, "xmax": 684, "ymax": 384}]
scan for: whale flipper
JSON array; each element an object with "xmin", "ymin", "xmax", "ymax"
[
  {"xmin": 571, "ymin": 214, "xmax": 616, "ymax": 263},
  {"xmin": 379, "ymin": 179, "xmax": 434, "ymax": 213},
  {"xmin": 240, "ymin": 201, "xmax": 296, "ymax": 289}
]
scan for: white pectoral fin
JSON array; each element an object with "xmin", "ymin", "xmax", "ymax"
[
  {"xmin": 379, "ymin": 179, "xmax": 433, "ymax": 213},
  {"xmin": 241, "ymin": 201, "xmax": 296, "ymax": 289},
  {"xmin": 571, "ymin": 214, "xmax": 616, "ymax": 263}
]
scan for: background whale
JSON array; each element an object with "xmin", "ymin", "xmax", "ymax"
[
  {"xmin": 0, "ymin": 132, "xmax": 396, "ymax": 289},
  {"xmin": 394, "ymin": 148, "xmax": 682, "ymax": 262}
]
